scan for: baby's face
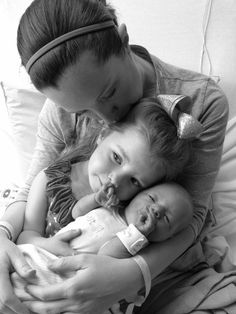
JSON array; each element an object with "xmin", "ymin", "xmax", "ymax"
[{"xmin": 125, "ymin": 183, "xmax": 193, "ymax": 242}]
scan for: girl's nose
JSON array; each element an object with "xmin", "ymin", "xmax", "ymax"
[{"xmin": 108, "ymin": 173, "xmax": 120, "ymax": 188}]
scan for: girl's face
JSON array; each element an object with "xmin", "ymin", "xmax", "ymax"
[
  {"xmin": 42, "ymin": 50, "xmax": 143, "ymax": 123},
  {"xmin": 88, "ymin": 127, "xmax": 165, "ymax": 201}
]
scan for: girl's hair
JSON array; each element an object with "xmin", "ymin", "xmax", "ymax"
[
  {"xmin": 110, "ymin": 99, "xmax": 191, "ymax": 181},
  {"xmin": 58, "ymin": 99, "xmax": 191, "ymax": 181},
  {"xmin": 17, "ymin": 0, "xmax": 124, "ymax": 90}
]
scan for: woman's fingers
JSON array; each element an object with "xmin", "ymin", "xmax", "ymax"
[
  {"xmin": 47, "ymin": 254, "xmax": 86, "ymax": 273},
  {"xmin": 23, "ymin": 294, "xmax": 120, "ymax": 314},
  {"xmin": 0, "ymin": 240, "xmax": 33, "ymax": 314},
  {"xmin": 8, "ymin": 244, "xmax": 36, "ymax": 279},
  {"xmin": 24, "ymin": 298, "xmax": 81, "ymax": 314},
  {"xmin": 0, "ymin": 266, "xmax": 30, "ymax": 314},
  {"xmin": 25, "ymin": 279, "xmax": 74, "ymax": 301}
]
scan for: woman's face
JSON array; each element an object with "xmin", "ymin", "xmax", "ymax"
[
  {"xmin": 42, "ymin": 50, "xmax": 143, "ymax": 123},
  {"xmin": 88, "ymin": 127, "xmax": 165, "ymax": 201}
]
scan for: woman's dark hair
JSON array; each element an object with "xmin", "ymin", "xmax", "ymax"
[
  {"xmin": 17, "ymin": 0, "xmax": 124, "ymax": 90},
  {"xmin": 58, "ymin": 99, "xmax": 191, "ymax": 181}
]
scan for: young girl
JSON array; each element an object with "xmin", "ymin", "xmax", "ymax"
[{"xmin": 16, "ymin": 99, "xmax": 191, "ymax": 254}]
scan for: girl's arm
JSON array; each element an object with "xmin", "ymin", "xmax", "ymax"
[
  {"xmin": 16, "ymin": 170, "xmax": 48, "ymax": 245},
  {"xmin": 72, "ymin": 193, "xmax": 98, "ymax": 218},
  {"xmin": 72, "ymin": 181, "xmax": 119, "ymax": 218}
]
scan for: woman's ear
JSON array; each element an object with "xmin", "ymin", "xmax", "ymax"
[
  {"xmin": 97, "ymin": 126, "xmax": 109, "ymax": 145},
  {"xmin": 118, "ymin": 24, "xmax": 130, "ymax": 51},
  {"xmin": 96, "ymin": 134, "xmax": 103, "ymax": 145}
]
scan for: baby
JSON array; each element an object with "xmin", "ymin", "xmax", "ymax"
[{"xmin": 12, "ymin": 182, "xmax": 193, "ymax": 300}]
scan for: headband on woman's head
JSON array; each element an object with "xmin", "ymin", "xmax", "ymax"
[{"xmin": 26, "ymin": 20, "xmax": 116, "ymax": 73}]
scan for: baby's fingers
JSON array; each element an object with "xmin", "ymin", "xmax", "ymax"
[{"xmin": 144, "ymin": 211, "xmax": 156, "ymax": 231}]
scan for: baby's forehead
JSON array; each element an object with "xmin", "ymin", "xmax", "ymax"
[{"xmin": 145, "ymin": 183, "xmax": 176, "ymax": 195}]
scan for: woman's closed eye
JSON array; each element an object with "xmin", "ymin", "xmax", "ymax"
[{"xmin": 99, "ymin": 87, "xmax": 117, "ymax": 103}]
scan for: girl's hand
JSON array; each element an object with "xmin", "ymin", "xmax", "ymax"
[
  {"xmin": 33, "ymin": 229, "xmax": 81, "ymax": 256},
  {"xmin": 95, "ymin": 181, "xmax": 119, "ymax": 209},
  {"xmin": 22, "ymin": 254, "xmax": 143, "ymax": 314},
  {"xmin": 0, "ymin": 234, "xmax": 36, "ymax": 314}
]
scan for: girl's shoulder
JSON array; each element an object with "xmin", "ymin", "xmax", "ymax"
[{"xmin": 44, "ymin": 159, "xmax": 72, "ymax": 179}]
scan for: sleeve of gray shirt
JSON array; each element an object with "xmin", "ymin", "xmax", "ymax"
[
  {"xmin": 177, "ymin": 78, "xmax": 229, "ymax": 240},
  {"xmin": 16, "ymin": 99, "xmax": 97, "ymax": 201}
]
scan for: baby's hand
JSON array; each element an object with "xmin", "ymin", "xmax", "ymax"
[
  {"xmin": 135, "ymin": 206, "xmax": 156, "ymax": 237},
  {"xmin": 35, "ymin": 229, "xmax": 81, "ymax": 256},
  {"xmin": 95, "ymin": 180, "xmax": 119, "ymax": 209}
]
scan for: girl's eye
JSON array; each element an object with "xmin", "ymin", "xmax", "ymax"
[
  {"xmin": 130, "ymin": 177, "xmax": 141, "ymax": 188},
  {"xmin": 113, "ymin": 152, "xmax": 122, "ymax": 165}
]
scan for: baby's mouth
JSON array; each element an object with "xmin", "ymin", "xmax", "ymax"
[{"xmin": 140, "ymin": 205, "xmax": 157, "ymax": 222}]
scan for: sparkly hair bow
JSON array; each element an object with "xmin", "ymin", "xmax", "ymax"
[{"xmin": 156, "ymin": 94, "xmax": 204, "ymax": 139}]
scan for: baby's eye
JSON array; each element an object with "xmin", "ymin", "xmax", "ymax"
[
  {"xmin": 148, "ymin": 194, "xmax": 155, "ymax": 203},
  {"xmin": 130, "ymin": 177, "xmax": 141, "ymax": 188},
  {"xmin": 164, "ymin": 215, "xmax": 170, "ymax": 225},
  {"xmin": 113, "ymin": 152, "xmax": 122, "ymax": 165}
]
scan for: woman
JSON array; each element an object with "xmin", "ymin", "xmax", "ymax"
[{"xmin": 0, "ymin": 0, "xmax": 228, "ymax": 313}]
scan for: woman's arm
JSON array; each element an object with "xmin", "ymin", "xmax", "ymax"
[
  {"xmin": 179, "ymin": 80, "xmax": 229, "ymax": 239},
  {"xmin": 0, "ymin": 100, "xmax": 67, "ymax": 314},
  {"xmin": 18, "ymin": 227, "xmax": 193, "ymax": 314}
]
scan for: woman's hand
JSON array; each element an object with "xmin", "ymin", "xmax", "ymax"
[
  {"xmin": 23, "ymin": 253, "xmax": 143, "ymax": 314},
  {"xmin": 0, "ymin": 234, "xmax": 36, "ymax": 314}
]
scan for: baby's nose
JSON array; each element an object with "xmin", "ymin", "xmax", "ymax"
[{"xmin": 150, "ymin": 204, "xmax": 165, "ymax": 219}]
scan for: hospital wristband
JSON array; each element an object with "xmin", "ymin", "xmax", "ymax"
[
  {"xmin": 116, "ymin": 224, "xmax": 149, "ymax": 255},
  {"xmin": 0, "ymin": 221, "xmax": 14, "ymax": 241},
  {"xmin": 132, "ymin": 254, "xmax": 151, "ymax": 302}
]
